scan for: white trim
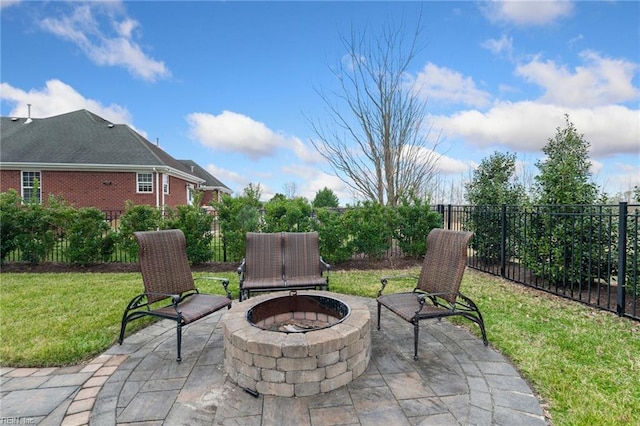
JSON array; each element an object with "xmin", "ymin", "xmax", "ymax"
[{"xmin": 1, "ymin": 162, "xmax": 205, "ymax": 185}]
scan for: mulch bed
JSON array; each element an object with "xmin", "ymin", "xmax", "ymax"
[{"xmin": 0, "ymin": 258, "xmax": 423, "ymax": 274}]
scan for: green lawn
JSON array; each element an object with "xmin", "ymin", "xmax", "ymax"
[{"xmin": 1, "ymin": 268, "xmax": 638, "ymax": 425}]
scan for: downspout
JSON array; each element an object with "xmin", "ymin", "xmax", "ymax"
[
  {"xmin": 153, "ymin": 168, "xmax": 160, "ymax": 211},
  {"xmin": 161, "ymin": 172, "xmax": 166, "ymax": 215}
]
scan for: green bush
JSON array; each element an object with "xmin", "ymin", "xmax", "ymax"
[
  {"xmin": 263, "ymin": 195, "xmax": 313, "ymax": 232},
  {"xmin": 394, "ymin": 195, "xmax": 442, "ymax": 257},
  {"xmin": 312, "ymin": 207, "xmax": 351, "ymax": 264},
  {"xmin": 65, "ymin": 207, "xmax": 112, "ymax": 265},
  {"xmin": 342, "ymin": 202, "xmax": 393, "ymax": 260},
  {"xmin": 213, "ymin": 186, "xmax": 262, "ymax": 262},
  {"xmin": 0, "ymin": 189, "xmax": 22, "ymax": 262},
  {"xmin": 117, "ymin": 202, "xmax": 163, "ymax": 261},
  {"xmin": 165, "ymin": 205, "xmax": 214, "ymax": 264}
]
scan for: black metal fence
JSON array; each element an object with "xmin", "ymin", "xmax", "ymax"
[
  {"xmin": 4, "ymin": 203, "xmax": 638, "ymax": 321},
  {"xmin": 437, "ymin": 203, "xmax": 639, "ymax": 321}
]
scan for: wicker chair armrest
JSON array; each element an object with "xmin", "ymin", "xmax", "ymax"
[
  {"xmin": 237, "ymin": 259, "xmax": 246, "ymax": 275},
  {"xmin": 194, "ymin": 276, "xmax": 232, "ymax": 299},
  {"xmin": 455, "ymin": 292, "xmax": 480, "ymax": 311},
  {"xmin": 416, "ymin": 292, "xmax": 457, "ymax": 309},
  {"xmin": 378, "ymin": 275, "xmax": 418, "ymax": 297},
  {"xmin": 319, "ymin": 257, "xmax": 331, "ymax": 272},
  {"xmin": 145, "ymin": 291, "xmax": 181, "ymax": 301}
]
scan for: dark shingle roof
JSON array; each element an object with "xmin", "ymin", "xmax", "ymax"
[
  {"xmin": 2, "ymin": 110, "xmax": 177, "ymax": 166},
  {"xmin": 178, "ymin": 160, "xmax": 231, "ymax": 193},
  {"xmin": 0, "ymin": 110, "xmax": 226, "ymax": 189}
]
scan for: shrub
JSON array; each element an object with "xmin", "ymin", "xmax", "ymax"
[
  {"xmin": 66, "ymin": 207, "xmax": 112, "ymax": 265},
  {"xmin": 263, "ymin": 195, "xmax": 313, "ymax": 232},
  {"xmin": 165, "ymin": 205, "xmax": 214, "ymax": 264},
  {"xmin": 0, "ymin": 190, "xmax": 22, "ymax": 262},
  {"xmin": 394, "ymin": 195, "xmax": 442, "ymax": 257},
  {"xmin": 117, "ymin": 202, "xmax": 163, "ymax": 261},
  {"xmin": 342, "ymin": 202, "xmax": 393, "ymax": 260},
  {"xmin": 312, "ymin": 207, "xmax": 351, "ymax": 264}
]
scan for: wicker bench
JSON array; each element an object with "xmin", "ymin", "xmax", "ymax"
[{"xmin": 237, "ymin": 231, "xmax": 330, "ymax": 301}]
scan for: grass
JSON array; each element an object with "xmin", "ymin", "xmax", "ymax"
[{"xmin": 1, "ymin": 268, "xmax": 639, "ymax": 425}]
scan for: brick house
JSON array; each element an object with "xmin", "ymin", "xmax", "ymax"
[{"xmin": 0, "ymin": 109, "xmax": 231, "ymax": 212}]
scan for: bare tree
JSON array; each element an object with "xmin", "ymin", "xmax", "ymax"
[
  {"xmin": 282, "ymin": 181, "xmax": 297, "ymax": 199},
  {"xmin": 307, "ymin": 14, "xmax": 442, "ymax": 206}
]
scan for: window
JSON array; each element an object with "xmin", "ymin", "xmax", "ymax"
[
  {"xmin": 137, "ymin": 173, "xmax": 153, "ymax": 193},
  {"xmin": 186, "ymin": 184, "xmax": 194, "ymax": 205},
  {"xmin": 163, "ymin": 174, "xmax": 169, "ymax": 194},
  {"xmin": 22, "ymin": 171, "xmax": 41, "ymax": 204}
]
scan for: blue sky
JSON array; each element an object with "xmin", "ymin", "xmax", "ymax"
[{"xmin": 2, "ymin": 1, "xmax": 639, "ymax": 204}]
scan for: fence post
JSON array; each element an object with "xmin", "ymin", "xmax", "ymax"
[
  {"xmin": 447, "ymin": 204, "xmax": 452, "ymax": 230},
  {"xmin": 501, "ymin": 204, "xmax": 507, "ymax": 278},
  {"xmin": 617, "ymin": 202, "xmax": 627, "ymax": 316}
]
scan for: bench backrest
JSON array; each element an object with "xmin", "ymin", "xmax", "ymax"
[
  {"xmin": 245, "ymin": 232, "xmax": 284, "ymax": 280},
  {"xmin": 283, "ymin": 231, "xmax": 321, "ymax": 278}
]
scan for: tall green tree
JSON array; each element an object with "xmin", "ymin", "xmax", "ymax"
[
  {"xmin": 534, "ymin": 115, "xmax": 598, "ymax": 204},
  {"xmin": 465, "ymin": 151, "xmax": 525, "ymax": 263},
  {"xmin": 312, "ymin": 187, "xmax": 340, "ymax": 208},
  {"xmin": 524, "ymin": 115, "xmax": 605, "ymax": 286}
]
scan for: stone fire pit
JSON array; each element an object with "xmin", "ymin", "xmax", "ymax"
[{"xmin": 222, "ymin": 291, "xmax": 371, "ymax": 397}]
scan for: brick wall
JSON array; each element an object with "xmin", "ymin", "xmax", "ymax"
[{"xmin": 0, "ymin": 169, "xmax": 197, "ymax": 210}]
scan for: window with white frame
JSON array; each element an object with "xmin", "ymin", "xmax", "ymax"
[
  {"xmin": 22, "ymin": 171, "xmax": 41, "ymax": 204},
  {"xmin": 186, "ymin": 184, "xmax": 194, "ymax": 205},
  {"xmin": 137, "ymin": 172, "xmax": 153, "ymax": 193},
  {"xmin": 163, "ymin": 174, "xmax": 169, "ymax": 194}
]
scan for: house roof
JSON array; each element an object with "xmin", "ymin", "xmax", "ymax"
[
  {"xmin": 1, "ymin": 109, "xmax": 229, "ymax": 189},
  {"xmin": 178, "ymin": 160, "xmax": 231, "ymax": 193}
]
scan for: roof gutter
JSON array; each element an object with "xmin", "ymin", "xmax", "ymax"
[{"xmin": 0, "ymin": 162, "xmax": 206, "ymax": 185}]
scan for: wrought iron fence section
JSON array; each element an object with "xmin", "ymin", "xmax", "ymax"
[{"xmin": 438, "ymin": 203, "xmax": 639, "ymax": 321}]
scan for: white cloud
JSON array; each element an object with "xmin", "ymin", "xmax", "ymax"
[
  {"xmin": 205, "ymin": 164, "xmax": 246, "ymax": 195},
  {"xmin": 410, "ymin": 63, "xmax": 491, "ymax": 108},
  {"xmin": 0, "ymin": 79, "xmax": 134, "ymax": 125},
  {"xmin": 432, "ymin": 101, "xmax": 640, "ymax": 158},
  {"xmin": 481, "ymin": 34, "xmax": 513, "ymax": 57},
  {"xmin": 38, "ymin": 3, "xmax": 169, "ymax": 82},
  {"xmin": 482, "ymin": 0, "xmax": 574, "ymax": 26},
  {"xmin": 186, "ymin": 111, "xmax": 316, "ymax": 162},
  {"xmin": 0, "ymin": 0, "xmax": 21, "ymax": 10},
  {"xmin": 279, "ymin": 163, "xmax": 350, "ymax": 204},
  {"xmin": 516, "ymin": 51, "xmax": 640, "ymax": 107}
]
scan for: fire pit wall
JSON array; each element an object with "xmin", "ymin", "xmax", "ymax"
[{"xmin": 222, "ymin": 292, "xmax": 371, "ymax": 397}]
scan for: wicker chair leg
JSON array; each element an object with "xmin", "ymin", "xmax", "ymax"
[
  {"xmin": 118, "ymin": 319, "xmax": 127, "ymax": 345},
  {"xmin": 413, "ymin": 322, "xmax": 419, "ymax": 360},
  {"xmin": 176, "ymin": 322, "xmax": 182, "ymax": 362}
]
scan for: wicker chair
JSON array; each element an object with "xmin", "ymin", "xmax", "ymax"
[
  {"xmin": 118, "ymin": 229, "xmax": 232, "ymax": 361},
  {"xmin": 377, "ymin": 229, "xmax": 487, "ymax": 360}
]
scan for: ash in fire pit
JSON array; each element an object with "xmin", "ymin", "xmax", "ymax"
[{"xmin": 247, "ymin": 292, "xmax": 350, "ymax": 332}]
